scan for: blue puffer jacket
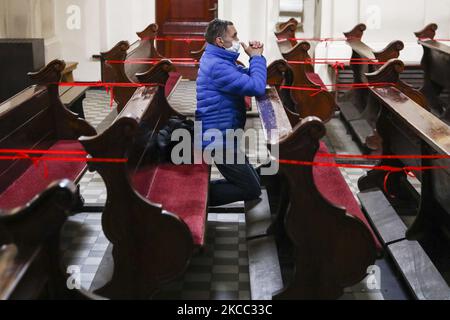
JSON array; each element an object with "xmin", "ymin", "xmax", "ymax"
[{"xmin": 195, "ymin": 43, "xmax": 267, "ymax": 148}]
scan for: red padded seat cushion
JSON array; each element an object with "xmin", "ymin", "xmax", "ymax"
[
  {"xmin": 165, "ymin": 72, "xmax": 182, "ymax": 97},
  {"xmin": 245, "ymin": 97, "xmax": 252, "ymax": 110},
  {"xmin": 306, "ymin": 72, "xmax": 328, "ymax": 91},
  {"xmin": 313, "ymin": 142, "xmax": 381, "ymax": 250},
  {"xmin": 0, "ymin": 140, "xmax": 86, "ymax": 210},
  {"xmin": 132, "ymin": 163, "xmax": 210, "ymax": 246}
]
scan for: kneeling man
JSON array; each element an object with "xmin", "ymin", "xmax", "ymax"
[{"xmin": 196, "ymin": 19, "xmax": 267, "ymax": 206}]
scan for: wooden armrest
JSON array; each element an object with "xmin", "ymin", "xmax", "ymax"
[
  {"xmin": 275, "ymin": 18, "xmax": 299, "ymax": 33},
  {"xmin": 370, "ymin": 86, "xmax": 450, "ymax": 155}
]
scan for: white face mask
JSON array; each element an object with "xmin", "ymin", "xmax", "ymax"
[{"xmin": 225, "ymin": 40, "xmax": 240, "ymax": 53}]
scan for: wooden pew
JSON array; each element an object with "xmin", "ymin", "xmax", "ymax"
[
  {"xmin": 100, "ymin": 23, "xmax": 182, "ymax": 112},
  {"xmin": 415, "ymin": 23, "xmax": 450, "ymax": 122},
  {"xmin": 79, "ymin": 83, "xmax": 210, "ymax": 299},
  {"xmin": 0, "ymin": 179, "xmax": 77, "ymax": 299},
  {"xmin": 249, "ymin": 86, "xmax": 379, "ymax": 299},
  {"xmin": 274, "ymin": 18, "xmax": 300, "ymax": 46},
  {"xmin": 356, "ymin": 59, "xmax": 450, "ymax": 299},
  {"xmin": 266, "ymin": 59, "xmax": 300, "ymax": 119},
  {"xmin": 0, "ymin": 60, "xmax": 97, "ymax": 212},
  {"xmin": 339, "ymin": 23, "xmax": 404, "ymax": 151},
  {"xmin": 275, "ymin": 40, "xmax": 337, "ymax": 122}
]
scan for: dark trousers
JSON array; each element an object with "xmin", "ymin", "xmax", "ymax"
[{"xmin": 209, "ymin": 148, "xmax": 261, "ymax": 207}]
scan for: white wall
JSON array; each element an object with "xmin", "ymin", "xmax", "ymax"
[
  {"xmin": 316, "ymin": 0, "xmax": 450, "ymax": 84},
  {"xmin": 3, "ymin": 0, "xmax": 448, "ymax": 81},
  {"xmin": 52, "ymin": 0, "xmax": 157, "ymax": 80},
  {"xmin": 219, "ymin": 0, "xmax": 282, "ymax": 65}
]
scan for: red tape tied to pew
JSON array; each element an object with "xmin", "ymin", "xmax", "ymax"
[
  {"xmin": 56, "ymin": 82, "xmax": 165, "ymax": 108},
  {"xmin": 152, "ymin": 37, "xmax": 205, "ymax": 44},
  {"xmin": 286, "ymin": 58, "xmax": 384, "ymax": 75},
  {"xmin": 283, "ymin": 152, "xmax": 450, "ymax": 198},
  {"xmin": 278, "ymin": 158, "xmax": 448, "ymax": 198},
  {"xmin": 278, "ymin": 37, "xmax": 361, "ymax": 42},
  {"xmin": 106, "ymin": 59, "xmax": 200, "ymax": 66},
  {"xmin": 418, "ymin": 38, "xmax": 450, "ymax": 42},
  {"xmin": 280, "ymin": 82, "xmax": 397, "ymax": 97},
  {"xmin": 0, "ymin": 149, "xmax": 127, "ymax": 179}
]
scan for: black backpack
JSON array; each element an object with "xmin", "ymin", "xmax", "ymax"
[{"xmin": 131, "ymin": 116, "xmax": 194, "ymax": 165}]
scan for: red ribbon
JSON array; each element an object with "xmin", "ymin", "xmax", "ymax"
[
  {"xmin": 331, "ymin": 61, "xmax": 345, "ymax": 75},
  {"xmin": 17, "ymin": 152, "xmax": 48, "ymax": 179},
  {"xmin": 278, "ymin": 158, "xmax": 447, "ymax": 198},
  {"xmin": 383, "ymin": 169, "xmax": 418, "ymax": 198}
]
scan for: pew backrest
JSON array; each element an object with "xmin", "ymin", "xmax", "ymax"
[
  {"xmin": 0, "ymin": 179, "xmax": 77, "ymax": 299},
  {"xmin": 0, "ymin": 60, "xmax": 95, "ymax": 195},
  {"xmin": 101, "ymin": 23, "xmax": 161, "ymax": 83}
]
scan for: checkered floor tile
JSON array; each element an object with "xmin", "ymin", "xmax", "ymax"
[
  {"xmin": 168, "ymin": 80, "xmax": 257, "ymax": 116},
  {"xmin": 59, "ymin": 84, "xmax": 416, "ymax": 300},
  {"xmin": 83, "ymin": 90, "xmax": 116, "ymax": 128},
  {"xmin": 156, "ymin": 216, "xmax": 250, "ymax": 300},
  {"xmin": 60, "ymin": 212, "xmax": 107, "ymax": 290}
]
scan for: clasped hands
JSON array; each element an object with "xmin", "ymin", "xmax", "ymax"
[{"xmin": 241, "ymin": 41, "xmax": 264, "ymax": 57}]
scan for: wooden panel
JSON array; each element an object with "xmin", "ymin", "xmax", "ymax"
[
  {"xmin": 156, "ymin": 0, "xmax": 217, "ymax": 78},
  {"xmin": 0, "ymin": 86, "xmax": 45, "ymax": 118},
  {"xmin": 156, "ymin": 0, "xmax": 216, "ymax": 55},
  {"xmin": 358, "ymin": 189, "xmax": 407, "ymax": 244},
  {"xmin": 245, "ymin": 189, "xmax": 272, "ymax": 240},
  {"xmin": 0, "ymin": 90, "xmax": 50, "ymax": 140},
  {"xmin": 388, "ymin": 240, "xmax": 450, "ymax": 300},
  {"xmin": 371, "ymin": 86, "xmax": 450, "ymax": 155},
  {"xmin": 247, "ymin": 236, "xmax": 283, "ymax": 300}
]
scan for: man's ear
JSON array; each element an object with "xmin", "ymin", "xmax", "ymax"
[{"xmin": 215, "ymin": 37, "xmax": 224, "ymax": 48}]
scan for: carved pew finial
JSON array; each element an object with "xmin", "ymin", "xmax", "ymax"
[
  {"xmin": 267, "ymin": 59, "xmax": 292, "ymax": 86},
  {"xmin": 280, "ymin": 40, "xmax": 311, "ymax": 61},
  {"xmin": 136, "ymin": 60, "xmax": 176, "ymax": 84},
  {"xmin": 344, "ymin": 23, "xmax": 366, "ymax": 40},
  {"xmin": 373, "ymin": 40, "xmax": 404, "ymax": 62},
  {"xmin": 26, "ymin": 60, "xmax": 97, "ymax": 138},
  {"xmin": 27, "ymin": 59, "xmax": 65, "ymax": 85},
  {"xmin": 414, "ymin": 23, "xmax": 438, "ymax": 40},
  {"xmin": 101, "ymin": 41, "xmax": 130, "ymax": 60},
  {"xmin": 137, "ymin": 23, "xmax": 159, "ymax": 40},
  {"xmin": 366, "ymin": 58, "xmax": 404, "ymax": 84},
  {"xmin": 275, "ymin": 18, "xmax": 300, "ymax": 44}
]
